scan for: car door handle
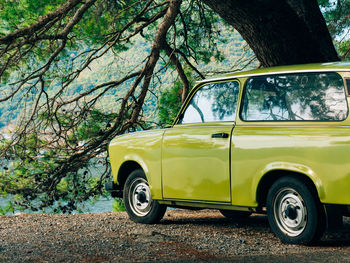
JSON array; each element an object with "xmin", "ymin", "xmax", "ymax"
[{"xmin": 211, "ymin": 132, "xmax": 229, "ymax": 138}]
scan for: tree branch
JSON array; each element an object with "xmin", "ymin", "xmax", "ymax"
[
  {"xmin": 163, "ymin": 41, "xmax": 189, "ymax": 103},
  {"xmin": 0, "ymin": 0, "xmax": 82, "ymax": 45}
]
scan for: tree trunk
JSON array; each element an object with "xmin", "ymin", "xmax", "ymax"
[{"xmin": 202, "ymin": 0, "xmax": 339, "ymax": 67}]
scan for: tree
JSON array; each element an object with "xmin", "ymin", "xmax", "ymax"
[
  {"xmin": 202, "ymin": 0, "xmax": 339, "ymax": 66},
  {"xmin": 0, "ymin": 0, "xmax": 347, "ymax": 212},
  {"xmin": 319, "ymin": 0, "xmax": 350, "ymax": 60}
]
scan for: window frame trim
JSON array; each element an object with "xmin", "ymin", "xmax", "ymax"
[
  {"xmin": 238, "ymin": 71, "xmax": 349, "ymax": 123},
  {"xmin": 345, "ymin": 78, "xmax": 350, "ymax": 97},
  {"xmin": 175, "ymin": 79, "xmax": 241, "ymax": 125}
]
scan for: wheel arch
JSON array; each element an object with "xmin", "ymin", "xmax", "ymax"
[
  {"xmin": 117, "ymin": 160, "xmax": 144, "ymax": 190},
  {"xmin": 256, "ymin": 169, "xmax": 321, "ymax": 208}
]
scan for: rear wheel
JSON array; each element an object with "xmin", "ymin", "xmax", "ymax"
[
  {"xmin": 219, "ymin": 209, "xmax": 251, "ymax": 219},
  {"xmin": 123, "ymin": 169, "xmax": 166, "ymax": 224},
  {"xmin": 266, "ymin": 176, "xmax": 325, "ymax": 244}
]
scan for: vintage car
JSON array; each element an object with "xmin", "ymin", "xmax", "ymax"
[{"xmin": 106, "ymin": 62, "xmax": 350, "ymax": 244}]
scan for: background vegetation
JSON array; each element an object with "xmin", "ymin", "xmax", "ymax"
[{"xmin": 0, "ymin": 0, "xmax": 348, "ymax": 213}]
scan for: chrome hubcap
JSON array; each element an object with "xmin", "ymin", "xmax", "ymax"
[
  {"xmin": 273, "ymin": 187, "xmax": 307, "ymax": 237},
  {"xmin": 128, "ymin": 178, "xmax": 152, "ymax": 216}
]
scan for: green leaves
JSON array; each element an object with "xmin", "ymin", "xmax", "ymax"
[
  {"xmin": 0, "ymin": 0, "xmax": 64, "ymax": 31},
  {"xmin": 113, "ymin": 198, "xmax": 125, "ymax": 212},
  {"xmin": 158, "ymin": 81, "xmax": 183, "ymax": 126},
  {"xmin": 0, "ymin": 201, "xmax": 14, "ymax": 215},
  {"xmin": 318, "ymin": 0, "xmax": 350, "ymax": 59},
  {"xmin": 0, "ymin": 105, "xmax": 117, "ymax": 213},
  {"xmin": 158, "ymin": 67, "xmax": 196, "ymax": 126},
  {"xmin": 336, "ymin": 39, "xmax": 350, "ymax": 60}
]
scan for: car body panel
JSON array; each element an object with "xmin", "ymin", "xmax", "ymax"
[
  {"xmin": 162, "ymin": 123, "xmax": 234, "ymax": 202},
  {"xmin": 230, "ymin": 124, "xmax": 350, "ymax": 206},
  {"xmin": 109, "ymin": 129, "xmax": 165, "ymax": 199}
]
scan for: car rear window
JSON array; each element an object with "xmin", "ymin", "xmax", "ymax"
[{"xmin": 241, "ymin": 72, "xmax": 348, "ymax": 121}]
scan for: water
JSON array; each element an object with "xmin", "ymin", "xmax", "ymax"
[
  {"xmin": 73, "ymin": 196, "xmax": 114, "ymax": 213},
  {"xmin": 0, "ymin": 158, "xmax": 116, "ymax": 214},
  {"xmin": 0, "ymin": 195, "xmax": 115, "ymax": 214}
]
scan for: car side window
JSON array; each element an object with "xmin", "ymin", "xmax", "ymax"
[
  {"xmin": 241, "ymin": 72, "xmax": 348, "ymax": 121},
  {"xmin": 180, "ymin": 81, "xmax": 239, "ymax": 124}
]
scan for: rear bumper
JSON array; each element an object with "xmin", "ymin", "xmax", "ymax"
[{"xmin": 105, "ymin": 181, "xmax": 123, "ymax": 198}]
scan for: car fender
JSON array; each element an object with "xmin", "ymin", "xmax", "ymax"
[{"xmin": 253, "ymin": 162, "xmax": 326, "ymax": 202}]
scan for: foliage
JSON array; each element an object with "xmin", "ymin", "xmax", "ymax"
[
  {"xmin": 0, "ymin": 0, "xmax": 347, "ymax": 213},
  {"xmin": 158, "ymin": 66, "xmax": 198, "ymax": 126},
  {"xmin": 337, "ymin": 39, "xmax": 350, "ymax": 60},
  {"xmin": 319, "ymin": 0, "xmax": 350, "ymax": 60},
  {"xmin": 0, "ymin": 108, "xmax": 116, "ymax": 212},
  {"xmin": 1, "ymin": 0, "xmax": 238, "ymax": 212},
  {"xmin": 158, "ymin": 80, "xmax": 184, "ymax": 126},
  {"xmin": 112, "ymin": 198, "xmax": 126, "ymax": 212},
  {"xmin": 0, "ymin": 200, "xmax": 14, "ymax": 215},
  {"xmin": 0, "ymin": 0, "xmax": 63, "ymax": 35}
]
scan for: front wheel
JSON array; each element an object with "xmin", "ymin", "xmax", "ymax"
[
  {"xmin": 266, "ymin": 176, "xmax": 325, "ymax": 244},
  {"xmin": 123, "ymin": 169, "xmax": 166, "ymax": 224}
]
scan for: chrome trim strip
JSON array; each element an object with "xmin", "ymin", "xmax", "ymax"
[
  {"xmin": 158, "ymin": 199, "xmax": 257, "ymax": 211},
  {"xmin": 170, "ymin": 123, "xmax": 350, "ymax": 128},
  {"xmin": 173, "ymin": 123, "xmax": 235, "ymax": 128},
  {"xmin": 235, "ymin": 124, "xmax": 350, "ymax": 128}
]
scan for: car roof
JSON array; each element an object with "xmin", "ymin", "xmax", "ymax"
[{"xmin": 196, "ymin": 61, "xmax": 350, "ymax": 84}]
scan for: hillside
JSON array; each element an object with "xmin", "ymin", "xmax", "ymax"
[{"xmin": 0, "ymin": 31, "xmax": 254, "ymax": 131}]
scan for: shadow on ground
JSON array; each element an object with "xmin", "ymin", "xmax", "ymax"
[{"xmin": 162, "ymin": 211, "xmax": 350, "ymax": 247}]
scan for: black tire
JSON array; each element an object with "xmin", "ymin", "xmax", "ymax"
[
  {"xmin": 266, "ymin": 176, "xmax": 325, "ymax": 245},
  {"xmin": 219, "ymin": 209, "xmax": 252, "ymax": 219},
  {"xmin": 123, "ymin": 169, "xmax": 166, "ymax": 224}
]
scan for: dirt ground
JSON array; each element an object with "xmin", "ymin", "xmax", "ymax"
[{"xmin": 1, "ymin": 209, "xmax": 350, "ymax": 262}]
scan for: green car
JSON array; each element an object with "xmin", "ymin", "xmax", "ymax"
[{"xmin": 106, "ymin": 62, "xmax": 350, "ymax": 244}]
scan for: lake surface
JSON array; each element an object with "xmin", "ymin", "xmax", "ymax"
[
  {"xmin": 0, "ymin": 195, "xmax": 114, "ymax": 214},
  {"xmin": 0, "ymin": 159, "xmax": 116, "ymax": 214}
]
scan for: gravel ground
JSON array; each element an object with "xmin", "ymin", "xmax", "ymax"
[{"xmin": 1, "ymin": 209, "xmax": 350, "ymax": 262}]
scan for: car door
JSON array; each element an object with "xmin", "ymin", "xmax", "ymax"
[{"xmin": 161, "ymin": 80, "xmax": 240, "ymax": 202}]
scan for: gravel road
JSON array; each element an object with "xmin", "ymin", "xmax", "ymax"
[{"xmin": 1, "ymin": 209, "xmax": 350, "ymax": 262}]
